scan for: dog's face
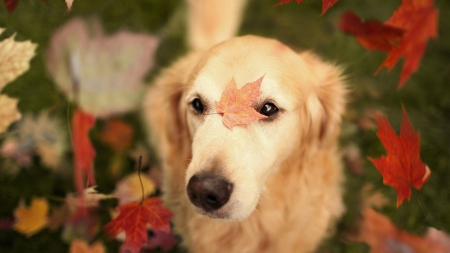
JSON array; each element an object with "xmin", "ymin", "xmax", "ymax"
[{"xmin": 177, "ymin": 36, "xmax": 344, "ymax": 221}]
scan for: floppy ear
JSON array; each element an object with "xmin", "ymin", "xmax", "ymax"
[
  {"xmin": 142, "ymin": 53, "xmax": 200, "ymax": 186},
  {"xmin": 300, "ymin": 52, "xmax": 347, "ymax": 148}
]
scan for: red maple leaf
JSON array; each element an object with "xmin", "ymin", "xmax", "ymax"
[
  {"xmin": 368, "ymin": 106, "xmax": 430, "ymax": 207},
  {"xmin": 338, "ymin": 12, "xmax": 404, "ymax": 52},
  {"xmin": 72, "ymin": 108, "xmax": 96, "ymax": 196},
  {"xmin": 377, "ymin": 0, "xmax": 438, "ymax": 88},
  {"xmin": 274, "ymin": 0, "xmax": 338, "ymax": 15},
  {"xmin": 339, "ymin": 0, "xmax": 438, "ymax": 88},
  {"xmin": 104, "ymin": 197, "xmax": 173, "ymax": 253},
  {"xmin": 215, "ymin": 75, "xmax": 267, "ymax": 130}
]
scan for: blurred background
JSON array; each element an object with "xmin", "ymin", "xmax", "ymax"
[{"xmin": 0, "ymin": 0, "xmax": 449, "ymax": 252}]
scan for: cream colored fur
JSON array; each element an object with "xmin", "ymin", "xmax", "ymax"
[{"xmin": 143, "ymin": 1, "xmax": 346, "ymax": 252}]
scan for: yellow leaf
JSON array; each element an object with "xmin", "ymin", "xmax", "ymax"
[
  {"xmin": 13, "ymin": 197, "xmax": 49, "ymax": 237},
  {"xmin": 69, "ymin": 239, "xmax": 105, "ymax": 253},
  {"xmin": 114, "ymin": 173, "xmax": 156, "ymax": 205},
  {"xmin": 0, "ymin": 27, "xmax": 37, "ymax": 91},
  {"xmin": 0, "ymin": 95, "xmax": 21, "ymax": 134}
]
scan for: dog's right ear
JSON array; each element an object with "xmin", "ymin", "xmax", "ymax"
[{"xmin": 143, "ymin": 53, "xmax": 200, "ymax": 172}]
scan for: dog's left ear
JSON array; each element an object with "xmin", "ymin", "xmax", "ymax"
[{"xmin": 301, "ymin": 52, "xmax": 347, "ymax": 148}]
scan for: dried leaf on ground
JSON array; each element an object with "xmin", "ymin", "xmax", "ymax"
[
  {"xmin": 104, "ymin": 197, "xmax": 173, "ymax": 253},
  {"xmin": 69, "ymin": 239, "xmax": 105, "ymax": 253},
  {"xmin": 113, "ymin": 173, "xmax": 156, "ymax": 205},
  {"xmin": 46, "ymin": 18, "xmax": 159, "ymax": 117},
  {"xmin": 13, "ymin": 197, "xmax": 49, "ymax": 237},
  {"xmin": 350, "ymin": 208, "xmax": 449, "ymax": 253},
  {"xmin": 0, "ymin": 95, "xmax": 21, "ymax": 134},
  {"xmin": 0, "ymin": 27, "xmax": 37, "ymax": 91},
  {"xmin": 215, "ymin": 75, "xmax": 267, "ymax": 130},
  {"xmin": 99, "ymin": 118, "xmax": 133, "ymax": 152},
  {"xmin": 368, "ymin": 106, "xmax": 430, "ymax": 207}
]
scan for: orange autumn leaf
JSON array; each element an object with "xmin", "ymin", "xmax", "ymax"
[
  {"xmin": 378, "ymin": 0, "xmax": 438, "ymax": 88},
  {"xmin": 69, "ymin": 239, "xmax": 105, "ymax": 253},
  {"xmin": 368, "ymin": 106, "xmax": 430, "ymax": 207},
  {"xmin": 104, "ymin": 197, "xmax": 173, "ymax": 253},
  {"xmin": 13, "ymin": 197, "xmax": 49, "ymax": 237},
  {"xmin": 72, "ymin": 108, "xmax": 97, "ymax": 196},
  {"xmin": 99, "ymin": 119, "xmax": 133, "ymax": 152},
  {"xmin": 351, "ymin": 208, "xmax": 448, "ymax": 253},
  {"xmin": 215, "ymin": 75, "xmax": 267, "ymax": 130},
  {"xmin": 338, "ymin": 12, "xmax": 404, "ymax": 52},
  {"xmin": 274, "ymin": 0, "xmax": 338, "ymax": 15}
]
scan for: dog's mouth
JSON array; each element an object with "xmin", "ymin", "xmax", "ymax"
[{"xmin": 186, "ymin": 172, "xmax": 234, "ymax": 219}]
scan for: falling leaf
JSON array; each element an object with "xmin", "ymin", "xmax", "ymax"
[
  {"xmin": 46, "ymin": 18, "xmax": 159, "ymax": 117},
  {"xmin": 99, "ymin": 119, "xmax": 133, "ymax": 152},
  {"xmin": 0, "ymin": 95, "xmax": 21, "ymax": 134},
  {"xmin": 13, "ymin": 197, "xmax": 49, "ymax": 237},
  {"xmin": 215, "ymin": 75, "xmax": 267, "ymax": 130},
  {"xmin": 274, "ymin": 0, "xmax": 338, "ymax": 15},
  {"xmin": 104, "ymin": 197, "xmax": 173, "ymax": 253},
  {"xmin": 145, "ymin": 227, "xmax": 178, "ymax": 252},
  {"xmin": 113, "ymin": 173, "xmax": 156, "ymax": 205},
  {"xmin": 0, "ymin": 27, "xmax": 37, "ymax": 91},
  {"xmin": 350, "ymin": 208, "xmax": 448, "ymax": 253},
  {"xmin": 72, "ymin": 108, "xmax": 97, "ymax": 196},
  {"xmin": 69, "ymin": 240, "xmax": 105, "ymax": 253},
  {"xmin": 378, "ymin": 0, "xmax": 438, "ymax": 87},
  {"xmin": 368, "ymin": 106, "xmax": 430, "ymax": 207},
  {"xmin": 338, "ymin": 12, "xmax": 404, "ymax": 52}
]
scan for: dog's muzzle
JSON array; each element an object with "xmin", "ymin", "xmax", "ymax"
[{"xmin": 187, "ymin": 173, "xmax": 233, "ymax": 212}]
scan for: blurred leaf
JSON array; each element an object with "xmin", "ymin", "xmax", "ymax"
[
  {"xmin": 46, "ymin": 18, "xmax": 160, "ymax": 118},
  {"xmin": 13, "ymin": 197, "xmax": 49, "ymax": 237},
  {"xmin": 69, "ymin": 239, "xmax": 106, "ymax": 253},
  {"xmin": 113, "ymin": 173, "xmax": 156, "ymax": 205},
  {"xmin": 72, "ymin": 108, "xmax": 96, "ymax": 196},
  {"xmin": 0, "ymin": 95, "xmax": 21, "ymax": 134},
  {"xmin": 99, "ymin": 119, "xmax": 133, "ymax": 152},
  {"xmin": 350, "ymin": 208, "xmax": 448, "ymax": 253}
]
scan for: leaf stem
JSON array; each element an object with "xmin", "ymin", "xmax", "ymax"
[{"xmin": 137, "ymin": 156, "xmax": 144, "ymax": 204}]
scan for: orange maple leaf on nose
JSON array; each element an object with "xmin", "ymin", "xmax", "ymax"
[
  {"xmin": 215, "ymin": 75, "xmax": 267, "ymax": 130},
  {"xmin": 369, "ymin": 106, "xmax": 431, "ymax": 207}
]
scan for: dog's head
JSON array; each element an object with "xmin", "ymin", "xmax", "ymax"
[{"xmin": 146, "ymin": 35, "xmax": 346, "ymax": 221}]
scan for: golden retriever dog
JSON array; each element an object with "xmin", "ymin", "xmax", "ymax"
[{"xmin": 143, "ymin": 1, "xmax": 346, "ymax": 252}]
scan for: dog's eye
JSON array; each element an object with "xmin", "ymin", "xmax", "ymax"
[
  {"xmin": 191, "ymin": 98, "xmax": 204, "ymax": 113},
  {"xmin": 260, "ymin": 103, "xmax": 279, "ymax": 117}
]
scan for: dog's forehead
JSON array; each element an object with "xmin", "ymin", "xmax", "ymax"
[{"xmin": 187, "ymin": 37, "xmax": 303, "ymax": 107}]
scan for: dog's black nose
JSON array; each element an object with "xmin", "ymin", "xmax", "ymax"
[{"xmin": 187, "ymin": 173, "xmax": 233, "ymax": 212}]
